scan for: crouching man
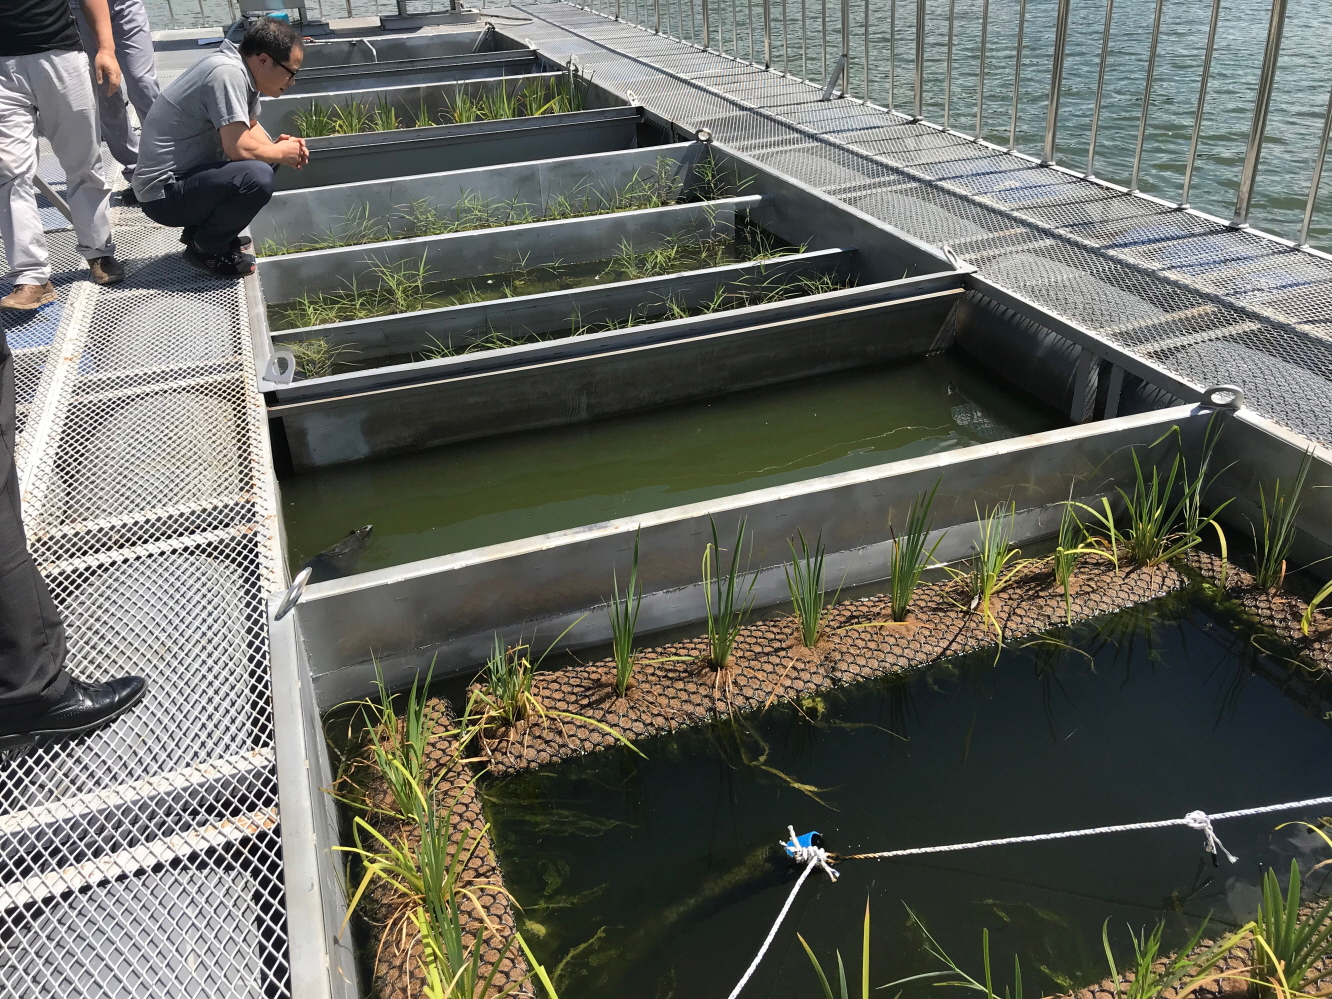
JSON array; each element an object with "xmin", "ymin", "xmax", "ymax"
[{"xmin": 133, "ymin": 17, "xmax": 308, "ymax": 278}]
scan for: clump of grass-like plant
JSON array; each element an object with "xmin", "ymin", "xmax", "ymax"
[
  {"xmin": 463, "ymin": 626, "xmax": 642, "ymax": 756},
  {"xmin": 259, "ymin": 203, "xmax": 390, "ymax": 256},
  {"xmin": 1252, "ymin": 858, "xmax": 1332, "ymax": 999},
  {"xmin": 958, "ymin": 502, "xmax": 1028, "ymax": 640},
  {"xmin": 287, "ymin": 336, "xmax": 357, "ymax": 379},
  {"xmin": 1101, "ymin": 917, "xmax": 1250, "ymax": 999},
  {"xmin": 1253, "ymin": 448, "xmax": 1314, "ymax": 591},
  {"xmin": 786, "ymin": 530, "xmax": 835, "ymax": 648},
  {"xmin": 888, "ymin": 480, "xmax": 944, "ymax": 623},
  {"xmin": 703, "ymin": 516, "xmax": 757, "ymax": 669},
  {"xmin": 608, "ymin": 533, "xmax": 642, "ymax": 698},
  {"xmin": 1081, "ymin": 421, "xmax": 1231, "ymax": 569}
]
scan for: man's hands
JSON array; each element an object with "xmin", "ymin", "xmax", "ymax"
[
  {"xmin": 221, "ymin": 123, "xmax": 309, "ymax": 169},
  {"xmin": 93, "ymin": 49, "xmax": 122, "ymax": 96},
  {"xmin": 274, "ymin": 134, "xmax": 309, "ymax": 169}
]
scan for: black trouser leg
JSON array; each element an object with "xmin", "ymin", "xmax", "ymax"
[
  {"xmin": 139, "ymin": 160, "xmax": 275, "ymax": 255},
  {"xmin": 0, "ymin": 327, "xmax": 69, "ymax": 722}
]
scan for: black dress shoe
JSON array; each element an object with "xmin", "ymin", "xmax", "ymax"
[
  {"xmin": 120, "ymin": 187, "xmax": 139, "ymax": 206},
  {"xmin": 0, "ymin": 676, "xmax": 147, "ymax": 748}
]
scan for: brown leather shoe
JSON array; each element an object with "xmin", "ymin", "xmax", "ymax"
[
  {"xmin": 88, "ymin": 256, "xmax": 125, "ymax": 286},
  {"xmin": 0, "ymin": 282, "xmax": 57, "ymax": 310}
]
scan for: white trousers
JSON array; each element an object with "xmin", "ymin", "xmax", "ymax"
[
  {"xmin": 73, "ymin": 0, "xmax": 161, "ymax": 182},
  {"xmin": 0, "ymin": 49, "xmax": 115, "ymax": 286}
]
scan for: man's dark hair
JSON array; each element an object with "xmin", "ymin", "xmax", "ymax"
[{"xmin": 239, "ymin": 17, "xmax": 303, "ymax": 63}]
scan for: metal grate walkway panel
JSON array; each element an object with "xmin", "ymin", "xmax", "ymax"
[{"xmin": 515, "ymin": 3, "xmax": 1332, "ymax": 445}]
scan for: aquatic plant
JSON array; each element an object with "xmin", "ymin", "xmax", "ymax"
[
  {"xmin": 702, "ymin": 517, "xmax": 757, "ymax": 669},
  {"xmin": 786, "ymin": 530, "xmax": 833, "ymax": 648},
  {"xmin": 291, "ymin": 100, "xmax": 337, "ymax": 137},
  {"xmin": 961, "ymin": 502, "xmax": 1028, "ymax": 639},
  {"xmin": 1101, "ymin": 918, "xmax": 1249, "ymax": 999},
  {"xmin": 799, "ymin": 899, "xmax": 872, "ymax": 999},
  {"xmin": 1253, "ymin": 448, "xmax": 1314, "ymax": 590},
  {"xmin": 608, "ymin": 533, "xmax": 642, "ymax": 697},
  {"xmin": 341, "ymin": 779, "xmax": 524, "ymax": 999},
  {"xmin": 371, "ymin": 95, "xmax": 401, "ymax": 132},
  {"xmin": 259, "ymin": 203, "xmax": 391, "ymax": 256},
  {"xmin": 1051, "ymin": 497, "xmax": 1106, "ymax": 625},
  {"xmin": 881, "ymin": 905, "xmax": 1027, "ymax": 999},
  {"xmin": 463, "ymin": 627, "xmax": 643, "ymax": 755},
  {"xmin": 287, "ymin": 337, "xmax": 358, "ymax": 379},
  {"xmin": 413, "ymin": 96, "xmax": 437, "ymax": 129},
  {"xmin": 1252, "ymin": 859, "xmax": 1332, "ymax": 999},
  {"xmin": 888, "ymin": 480, "xmax": 944, "ymax": 622},
  {"xmin": 355, "ymin": 660, "xmax": 434, "ymax": 820},
  {"xmin": 331, "ymin": 97, "xmax": 374, "ymax": 134},
  {"xmin": 1302, "ymin": 579, "xmax": 1332, "ymax": 636},
  {"xmin": 1083, "ymin": 422, "xmax": 1231, "ymax": 569}
]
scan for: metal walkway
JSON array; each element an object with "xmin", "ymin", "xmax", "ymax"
[
  {"xmin": 1, "ymin": 154, "xmax": 287, "ymax": 995},
  {"xmin": 514, "ymin": 3, "xmax": 1332, "ymax": 446}
]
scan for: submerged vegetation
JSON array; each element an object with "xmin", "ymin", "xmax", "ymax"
[{"xmin": 291, "ymin": 70, "xmax": 590, "ymax": 138}]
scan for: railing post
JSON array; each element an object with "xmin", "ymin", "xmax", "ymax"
[
  {"xmin": 1085, "ymin": 0, "xmax": 1114, "ymax": 177},
  {"xmin": 863, "ymin": 0, "xmax": 869, "ymax": 99},
  {"xmin": 888, "ymin": 0, "xmax": 896, "ymax": 110},
  {"xmin": 782, "ymin": 0, "xmax": 788, "ymax": 71},
  {"xmin": 1232, "ymin": 0, "xmax": 1288, "ymax": 228},
  {"xmin": 943, "ymin": 0, "xmax": 955, "ymax": 127},
  {"xmin": 703, "ymin": 0, "xmax": 711, "ymax": 47},
  {"xmin": 841, "ymin": 0, "xmax": 850, "ymax": 89},
  {"xmin": 616, "ymin": 0, "xmax": 622, "ymax": 19},
  {"xmin": 1298, "ymin": 83, "xmax": 1332, "ymax": 247},
  {"xmin": 913, "ymin": 0, "xmax": 925, "ymax": 120},
  {"xmin": 1007, "ymin": 0, "xmax": 1027, "ymax": 150},
  {"xmin": 802, "ymin": 0, "xmax": 808, "ymax": 79},
  {"xmin": 1180, "ymin": 0, "xmax": 1221, "ymax": 207},
  {"xmin": 764, "ymin": 0, "xmax": 772, "ymax": 67},
  {"xmin": 974, "ymin": 0, "xmax": 989, "ymax": 140},
  {"xmin": 1042, "ymin": 0, "xmax": 1072, "ymax": 165},
  {"xmin": 1129, "ymin": 0, "xmax": 1166, "ymax": 193},
  {"xmin": 656, "ymin": 0, "xmax": 662, "ymax": 32}
]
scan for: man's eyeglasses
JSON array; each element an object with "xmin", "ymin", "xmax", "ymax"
[{"xmin": 273, "ymin": 58, "xmax": 299, "ymax": 82}]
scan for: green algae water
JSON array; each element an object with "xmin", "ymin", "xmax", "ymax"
[
  {"xmin": 280, "ymin": 351, "xmax": 1058, "ymax": 574},
  {"xmin": 481, "ymin": 590, "xmax": 1332, "ymax": 999}
]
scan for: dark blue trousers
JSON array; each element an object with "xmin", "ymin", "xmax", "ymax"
[{"xmin": 140, "ymin": 159, "xmax": 276, "ymax": 254}]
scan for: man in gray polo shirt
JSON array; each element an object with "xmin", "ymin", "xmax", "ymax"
[{"xmin": 134, "ymin": 17, "xmax": 308, "ymax": 278}]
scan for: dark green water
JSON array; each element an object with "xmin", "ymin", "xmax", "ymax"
[
  {"xmin": 280, "ymin": 351, "xmax": 1058, "ymax": 574},
  {"xmin": 483, "ymin": 590, "xmax": 1332, "ymax": 999}
]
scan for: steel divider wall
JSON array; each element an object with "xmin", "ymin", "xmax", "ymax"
[{"xmin": 293, "ymin": 406, "xmax": 1209, "ymax": 706}]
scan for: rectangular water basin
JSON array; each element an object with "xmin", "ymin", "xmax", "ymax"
[
  {"xmin": 280, "ymin": 350, "xmax": 1061, "ymax": 578},
  {"xmin": 482, "ymin": 588, "xmax": 1332, "ymax": 998},
  {"xmin": 251, "ymin": 142, "xmax": 704, "ymax": 255},
  {"xmin": 284, "ymin": 48, "xmax": 544, "ymax": 95}
]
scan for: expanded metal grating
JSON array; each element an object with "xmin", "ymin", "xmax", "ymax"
[
  {"xmin": 512, "ymin": 3, "xmax": 1332, "ymax": 446},
  {"xmin": 1, "ymin": 149, "xmax": 288, "ymax": 996}
]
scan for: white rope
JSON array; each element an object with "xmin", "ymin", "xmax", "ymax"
[
  {"xmin": 841, "ymin": 795, "xmax": 1332, "ymax": 862},
  {"xmin": 726, "ymin": 831, "xmax": 838, "ymax": 999}
]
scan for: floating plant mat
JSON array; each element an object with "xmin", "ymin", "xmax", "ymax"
[
  {"xmin": 281, "ymin": 353, "xmax": 1058, "ymax": 574},
  {"xmin": 265, "ymin": 225, "xmax": 796, "ymax": 334},
  {"xmin": 481, "ymin": 587, "xmax": 1332, "ymax": 999}
]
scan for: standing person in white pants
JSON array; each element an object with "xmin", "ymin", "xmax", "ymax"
[
  {"xmin": 70, "ymin": 0, "xmax": 161, "ymax": 198},
  {"xmin": 0, "ymin": 0, "xmax": 126, "ymax": 310}
]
